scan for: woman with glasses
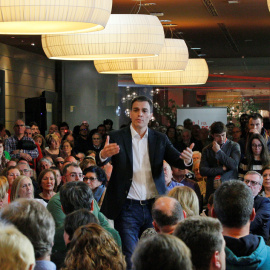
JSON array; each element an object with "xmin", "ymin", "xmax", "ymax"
[
  {"xmin": 238, "ymin": 133, "xmax": 270, "ymax": 180},
  {"xmin": 83, "ymin": 166, "xmax": 107, "ymax": 207}
]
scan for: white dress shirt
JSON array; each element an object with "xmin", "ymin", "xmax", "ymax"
[{"xmin": 127, "ymin": 125, "xmax": 158, "ymax": 200}]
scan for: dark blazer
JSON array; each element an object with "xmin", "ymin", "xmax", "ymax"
[
  {"xmin": 250, "ymin": 195, "xmax": 270, "ymax": 242},
  {"xmin": 99, "ymin": 126, "xmax": 187, "ymax": 220}
]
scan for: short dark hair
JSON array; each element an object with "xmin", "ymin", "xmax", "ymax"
[
  {"xmin": 249, "ymin": 113, "xmax": 263, "ymax": 122},
  {"xmin": 103, "ymin": 119, "xmax": 113, "ymax": 127},
  {"xmin": 83, "ymin": 166, "xmax": 107, "ymax": 186},
  {"xmin": 0, "ymin": 124, "xmax": 5, "ymax": 132},
  {"xmin": 62, "ymin": 162, "xmax": 80, "ymax": 176},
  {"xmin": 59, "ymin": 122, "xmax": 69, "ymax": 130},
  {"xmin": 214, "ymin": 180, "xmax": 253, "ymax": 228},
  {"xmin": 64, "ymin": 209, "xmax": 99, "ymax": 241},
  {"xmin": 132, "ymin": 234, "xmax": 192, "ymax": 270},
  {"xmin": 131, "ymin": 96, "xmax": 153, "ymax": 112},
  {"xmin": 29, "ymin": 122, "xmax": 38, "ymax": 128},
  {"xmin": 60, "ymin": 182, "xmax": 94, "ymax": 215},
  {"xmin": 97, "ymin": 124, "xmax": 106, "ymax": 130},
  {"xmin": 174, "ymin": 216, "xmax": 223, "ymax": 270},
  {"xmin": 152, "ymin": 197, "xmax": 183, "ymax": 227},
  {"xmin": 210, "ymin": 121, "xmax": 227, "ymax": 135}
]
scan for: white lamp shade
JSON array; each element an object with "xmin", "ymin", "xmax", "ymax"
[
  {"xmin": 132, "ymin": 59, "xmax": 209, "ymax": 85},
  {"xmin": 42, "ymin": 14, "xmax": 165, "ymax": 60},
  {"xmin": 94, "ymin": 38, "xmax": 189, "ymax": 74},
  {"xmin": 0, "ymin": 0, "xmax": 112, "ymax": 34}
]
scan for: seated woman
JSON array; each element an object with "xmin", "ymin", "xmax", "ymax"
[
  {"xmin": 36, "ymin": 169, "xmax": 57, "ymax": 203},
  {"xmin": 83, "ymin": 166, "xmax": 107, "ymax": 207},
  {"xmin": 192, "ymin": 160, "xmax": 206, "ymax": 201},
  {"xmin": 260, "ymin": 165, "xmax": 270, "ymax": 198},
  {"xmin": 10, "ymin": 175, "xmax": 46, "ymax": 206},
  {"xmin": 168, "ymin": 186, "xmax": 200, "ymax": 217},
  {"xmin": 1, "ymin": 166, "xmax": 21, "ymax": 202},
  {"xmin": 61, "ymin": 140, "xmax": 75, "ymax": 157},
  {"xmin": 238, "ymin": 133, "xmax": 270, "ymax": 180},
  {"xmin": 0, "ymin": 176, "xmax": 9, "ymax": 209},
  {"xmin": 62, "ymin": 223, "xmax": 126, "ymax": 270},
  {"xmin": 33, "ymin": 134, "xmax": 46, "ymax": 151},
  {"xmin": 43, "ymin": 134, "xmax": 67, "ymax": 164},
  {"xmin": 80, "ymin": 157, "xmax": 96, "ymax": 172}
]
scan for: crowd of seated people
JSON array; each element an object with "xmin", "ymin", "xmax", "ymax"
[{"xmin": 1, "ymin": 112, "xmax": 270, "ymax": 270}]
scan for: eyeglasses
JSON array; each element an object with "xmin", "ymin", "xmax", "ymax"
[
  {"xmin": 22, "ymin": 169, "xmax": 30, "ymax": 173},
  {"xmin": 56, "ymin": 161, "xmax": 64, "ymax": 164},
  {"xmin": 83, "ymin": 177, "xmax": 98, "ymax": 182},
  {"xmin": 68, "ymin": 173, "xmax": 83, "ymax": 179},
  {"xmin": 244, "ymin": 179, "xmax": 261, "ymax": 186},
  {"xmin": 252, "ymin": 144, "xmax": 262, "ymax": 148}
]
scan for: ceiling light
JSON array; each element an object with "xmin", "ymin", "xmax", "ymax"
[
  {"xmin": 150, "ymin": 12, "xmax": 164, "ymax": 16},
  {"xmin": 160, "ymin": 20, "xmax": 172, "ymax": 22},
  {"xmin": 191, "ymin": 48, "xmax": 201, "ymax": 50},
  {"xmin": 132, "ymin": 59, "xmax": 209, "ymax": 85},
  {"xmin": 42, "ymin": 14, "xmax": 165, "ymax": 60},
  {"xmin": 94, "ymin": 38, "xmax": 189, "ymax": 74},
  {"xmin": 0, "ymin": 0, "xmax": 112, "ymax": 34},
  {"xmin": 31, "ymin": 43, "xmax": 35, "ymax": 46}
]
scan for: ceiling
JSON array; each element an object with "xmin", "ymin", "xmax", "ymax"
[{"xmin": 0, "ymin": 0, "xmax": 270, "ymax": 96}]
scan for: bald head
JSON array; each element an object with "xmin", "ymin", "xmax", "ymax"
[{"xmin": 152, "ymin": 196, "xmax": 184, "ymax": 233}]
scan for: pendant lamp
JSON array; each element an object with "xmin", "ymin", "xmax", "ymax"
[
  {"xmin": 132, "ymin": 59, "xmax": 209, "ymax": 85},
  {"xmin": 94, "ymin": 38, "xmax": 189, "ymax": 74},
  {"xmin": 0, "ymin": 0, "xmax": 112, "ymax": 34},
  {"xmin": 42, "ymin": 14, "xmax": 165, "ymax": 60}
]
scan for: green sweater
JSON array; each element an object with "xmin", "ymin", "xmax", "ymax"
[{"xmin": 47, "ymin": 192, "xmax": 122, "ymax": 252}]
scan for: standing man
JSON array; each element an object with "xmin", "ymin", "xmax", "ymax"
[
  {"xmin": 98, "ymin": 96, "xmax": 193, "ymax": 269},
  {"xmin": 5, "ymin": 119, "xmax": 38, "ymax": 162},
  {"xmin": 200, "ymin": 121, "xmax": 241, "ymax": 201}
]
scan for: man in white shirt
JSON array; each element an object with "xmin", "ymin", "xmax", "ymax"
[{"xmin": 98, "ymin": 96, "xmax": 193, "ymax": 270}]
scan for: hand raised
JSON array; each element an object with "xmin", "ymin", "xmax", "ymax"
[
  {"xmin": 180, "ymin": 143, "xmax": 194, "ymax": 165},
  {"xmin": 100, "ymin": 136, "xmax": 120, "ymax": 159},
  {"xmin": 212, "ymin": 141, "xmax": 220, "ymax": 153}
]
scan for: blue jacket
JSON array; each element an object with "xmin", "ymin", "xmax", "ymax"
[
  {"xmin": 225, "ymin": 235, "xmax": 270, "ymax": 270},
  {"xmin": 250, "ymin": 196, "xmax": 270, "ymax": 242}
]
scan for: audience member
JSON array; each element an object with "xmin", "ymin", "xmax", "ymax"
[
  {"xmin": 168, "ymin": 186, "xmax": 199, "ymax": 217},
  {"xmin": 152, "ymin": 196, "xmax": 185, "ymax": 234},
  {"xmin": 51, "ymin": 209, "xmax": 99, "ymax": 269},
  {"xmin": 238, "ymin": 133, "xmax": 270, "ymax": 180},
  {"xmin": 0, "ymin": 199, "xmax": 56, "ymax": 270},
  {"xmin": 232, "ymin": 126, "xmax": 242, "ymax": 143},
  {"xmin": 59, "ymin": 122, "xmax": 70, "ymax": 138},
  {"xmin": 0, "ymin": 137, "xmax": 8, "ymax": 171},
  {"xmin": 193, "ymin": 151, "xmax": 202, "ymax": 162},
  {"xmin": 104, "ymin": 119, "xmax": 114, "ymax": 133},
  {"xmin": 44, "ymin": 134, "xmax": 67, "ymax": 163},
  {"xmin": 174, "ymin": 216, "xmax": 226, "ymax": 270},
  {"xmin": 89, "ymin": 132, "xmax": 104, "ymax": 155},
  {"xmin": 36, "ymin": 169, "xmax": 57, "ymax": 203},
  {"xmin": 5, "ymin": 119, "xmax": 38, "ymax": 161},
  {"xmin": 74, "ymin": 123, "xmax": 91, "ymax": 154},
  {"xmin": 163, "ymin": 161, "xmax": 183, "ymax": 192},
  {"xmin": 261, "ymin": 165, "xmax": 270, "ymax": 198},
  {"xmin": 62, "ymin": 140, "xmax": 74, "ymax": 157},
  {"xmin": 38, "ymin": 157, "xmax": 53, "ymax": 172},
  {"xmin": 212, "ymin": 180, "xmax": 270, "ymax": 269},
  {"xmin": 0, "ymin": 176, "xmax": 9, "ymax": 209},
  {"xmin": 83, "ymin": 166, "xmax": 107, "ymax": 207},
  {"xmin": 29, "ymin": 121, "xmax": 40, "ymax": 136},
  {"xmin": 48, "ymin": 124, "xmax": 59, "ymax": 135},
  {"xmin": 62, "ymin": 224, "xmax": 126, "ymax": 270},
  {"xmin": 243, "ymin": 171, "xmax": 270, "ymax": 241},
  {"xmin": 200, "ymin": 121, "xmax": 241, "ymax": 201},
  {"xmin": 0, "ymin": 223, "xmax": 35, "ymax": 270},
  {"xmin": 132, "ymin": 234, "xmax": 192, "ymax": 270}
]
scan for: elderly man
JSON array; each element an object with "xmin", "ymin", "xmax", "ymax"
[
  {"xmin": 0, "ymin": 199, "xmax": 56, "ymax": 270},
  {"xmin": 152, "ymin": 196, "xmax": 185, "ymax": 234},
  {"xmin": 174, "ymin": 216, "xmax": 226, "ymax": 270},
  {"xmin": 163, "ymin": 161, "xmax": 183, "ymax": 192},
  {"xmin": 212, "ymin": 180, "xmax": 270, "ymax": 270},
  {"xmin": 5, "ymin": 119, "xmax": 38, "ymax": 162},
  {"xmin": 243, "ymin": 171, "xmax": 270, "ymax": 241}
]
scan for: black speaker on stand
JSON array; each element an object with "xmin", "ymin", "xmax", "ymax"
[{"xmin": 25, "ymin": 97, "xmax": 47, "ymax": 136}]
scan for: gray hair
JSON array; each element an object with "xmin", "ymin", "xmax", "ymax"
[
  {"xmin": 0, "ymin": 198, "xmax": 55, "ymax": 259},
  {"xmin": 244, "ymin": 171, "xmax": 263, "ymax": 185}
]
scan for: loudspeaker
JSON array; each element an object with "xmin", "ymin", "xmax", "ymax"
[{"xmin": 25, "ymin": 97, "xmax": 47, "ymax": 136}]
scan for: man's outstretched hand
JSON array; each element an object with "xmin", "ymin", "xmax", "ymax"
[
  {"xmin": 100, "ymin": 136, "xmax": 120, "ymax": 159},
  {"xmin": 180, "ymin": 143, "xmax": 194, "ymax": 165}
]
